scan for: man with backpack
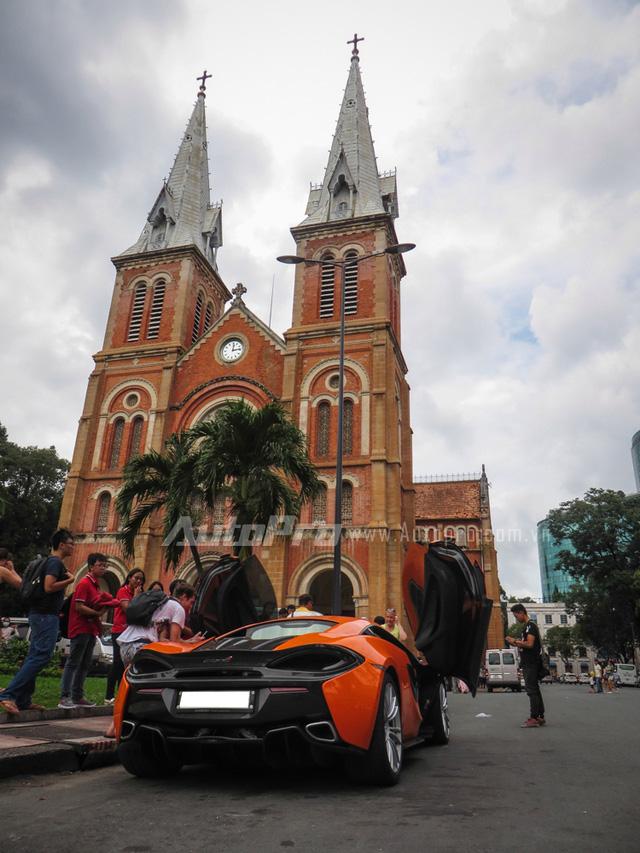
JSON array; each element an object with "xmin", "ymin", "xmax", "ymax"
[
  {"xmin": 117, "ymin": 582, "xmax": 199, "ymax": 665},
  {"xmin": 0, "ymin": 529, "xmax": 76, "ymax": 715}
]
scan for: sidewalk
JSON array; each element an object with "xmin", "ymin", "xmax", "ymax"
[{"xmin": 0, "ymin": 706, "xmax": 119, "ymax": 778}]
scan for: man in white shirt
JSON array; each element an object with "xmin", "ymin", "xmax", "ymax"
[
  {"xmin": 118, "ymin": 583, "xmax": 199, "ymax": 665},
  {"xmin": 293, "ymin": 594, "xmax": 322, "ymax": 616}
]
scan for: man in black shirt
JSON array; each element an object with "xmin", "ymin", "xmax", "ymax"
[
  {"xmin": 0, "ymin": 529, "xmax": 76, "ymax": 715},
  {"xmin": 506, "ymin": 604, "xmax": 546, "ymax": 728}
]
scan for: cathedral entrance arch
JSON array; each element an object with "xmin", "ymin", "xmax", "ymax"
[
  {"xmin": 288, "ymin": 555, "xmax": 368, "ymax": 618},
  {"xmin": 310, "ymin": 570, "xmax": 354, "ymax": 617}
]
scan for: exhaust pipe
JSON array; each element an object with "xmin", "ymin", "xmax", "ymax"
[
  {"xmin": 305, "ymin": 721, "xmax": 338, "ymax": 743},
  {"xmin": 120, "ymin": 720, "xmax": 136, "ymax": 740}
]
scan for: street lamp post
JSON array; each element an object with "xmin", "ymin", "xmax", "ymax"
[{"xmin": 277, "ymin": 242, "xmax": 415, "ymax": 614}]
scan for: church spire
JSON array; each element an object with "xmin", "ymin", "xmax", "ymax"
[
  {"xmin": 120, "ymin": 71, "xmax": 223, "ymax": 269},
  {"xmin": 300, "ymin": 36, "xmax": 398, "ymax": 226}
]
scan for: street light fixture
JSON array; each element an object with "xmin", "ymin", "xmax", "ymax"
[{"xmin": 277, "ymin": 242, "xmax": 415, "ymax": 614}]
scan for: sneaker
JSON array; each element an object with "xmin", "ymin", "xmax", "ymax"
[
  {"xmin": 58, "ymin": 698, "xmax": 76, "ymax": 709},
  {"xmin": 521, "ymin": 717, "xmax": 540, "ymax": 728},
  {"xmin": 536, "ymin": 717, "xmax": 546, "ymax": 726},
  {"xmin": 74, "ymin": 698, "xmax": 96, "ymax": 707},
  {"xmin": 104, "ymin": 698, "xmax": 115, "ymax": 705}
]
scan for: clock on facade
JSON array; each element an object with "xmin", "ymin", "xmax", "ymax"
[{"xmin": 220, "ymin": 338, "xmax": 245, "ymax": 362}]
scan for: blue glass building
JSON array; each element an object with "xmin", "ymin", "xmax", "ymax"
[
  {"xmin": 537, "ymin": 518, "xmax": 575, "ymax": 602},
  {"xmin": 632, "ymin": 431, "xmax": 640, "ymax": 492}
]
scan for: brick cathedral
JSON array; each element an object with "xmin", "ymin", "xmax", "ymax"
[{"xmin": 59, "ymin": 45, "xmax": 504, "ymax": 649}]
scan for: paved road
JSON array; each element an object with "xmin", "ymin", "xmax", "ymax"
[{"xmin": 1, "ymin": 685, "xmax": 639, "ymax": 853}]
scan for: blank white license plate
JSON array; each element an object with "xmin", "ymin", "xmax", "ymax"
[{"xmin": 177, "ymin": 690, "xmax": 252, "ymax": 711}]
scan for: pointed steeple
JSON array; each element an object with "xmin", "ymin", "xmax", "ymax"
[
  {"xmin": 120, "ymin": 71, "xmax": 223, "ymax": 269},
  {"xmin": 300, "ymin": 36, "xmax": 398, "ymax": 226}
]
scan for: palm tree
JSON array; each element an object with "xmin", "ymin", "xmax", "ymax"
[
  {"xmin": 116, "ymin": 400, "xmax": 320, "ymax": 571},
  {"xmin": 116, "ymin": 431, "xmax": 206, "ymax": 574},
  {"xmin": 190, "ymin": 400, "xmax": 320, "ymax": 560}
]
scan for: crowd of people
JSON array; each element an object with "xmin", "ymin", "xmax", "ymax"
[{"xmin": 1, "ymin": 532, "xmax": 412, "ymax": 727}]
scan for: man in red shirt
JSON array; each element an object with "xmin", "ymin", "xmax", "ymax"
[{"xmin": 58, "ymin": 553, "xmax": 119, "ymax": 709}]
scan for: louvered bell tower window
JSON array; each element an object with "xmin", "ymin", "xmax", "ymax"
[
  {"xmin": 341, "ymin": 481, "xmax": 353, "ymax": 526},
  {"xmin": 128, "ymin": 283, "xmax": 147, "ymax": 341},
  {"xmin": 343, "ymin": 251, "xmax": 358, "ymax": 315},
  {"xmin": 109, "ymin": 419, "xmax": 125, "ymax": 468},
  {"xmin": 96, "ymin": 493, "xmax": 111, "ymax": 532},
  {"xmin": 316, "ymin": 402, "xmax": 330, "ymax": 457},
  {"xmin": 320, "ymin": 258, "xmax": 335, "ymax": 318},
  {"xmin": 146, "ymin": 281, "xmax": 165, "ymax": 339},
  {"xmin": 192, "ymin": 293, "xmax": 204, "ymax": 344},
  {"xmin": 343, "ymin": 398, "xmax": 353, "ymax": 455},
  {"xmin": 204, "ymin": 301, "xmax": 213, "ymax": 332},
  {"xmin": 312, "ymin": 484, "xmax": 327, "ymax": 524}
]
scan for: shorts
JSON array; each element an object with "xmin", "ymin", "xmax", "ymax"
[{"xmin": 119, "ymin": 640, "xmax": 147, "ymax": 666}]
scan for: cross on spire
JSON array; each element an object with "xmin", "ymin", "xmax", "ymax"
[
  {"xmin": 232, "ymin": 282, "xmax": 247, "ymax": 303},
  {"xmin": 196, "ymin": 69, "xmax": 212, "ymax": 94},
  {"xmin": 347, "ymin": 33, "xmax": 364, "ymax": 57}
]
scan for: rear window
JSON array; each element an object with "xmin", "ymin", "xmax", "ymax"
[
  {"xmin": 212, "ymin": 619, "xmax": 336, "ymax": 643},
  {"xmin": 488, "ymin": 653, "xmax": 500, "ymax": 665},
  {"xmin": 502, "ymin": 653, "xmax": 515, "ymax": 665},
  {"xmin": 617, "ymin": 664, "xmax": 634, "ymax": 671}
]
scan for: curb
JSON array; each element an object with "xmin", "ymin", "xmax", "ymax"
[
  {"xmin": 0, "ymin": 738, "xmax": 119, "ymax": 779},
  {"xmin": 0, "ymin": 705, "xmax": 112, "ymax": 725}
]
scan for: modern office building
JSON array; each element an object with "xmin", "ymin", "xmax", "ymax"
[
  {"xmin": 537, "ymin": 518, "xmax": 575, "ymax": 602},
  {"xmin": 632, "ymin": 430, "xmax": 640, "ymax": 492}
]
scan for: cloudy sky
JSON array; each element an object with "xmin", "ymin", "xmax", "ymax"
[{"xmin": 1, "ymin": 0, "xmax": 639, "ymax": 596}]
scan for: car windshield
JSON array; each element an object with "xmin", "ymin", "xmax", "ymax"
[{"xmin": 214, "ymin": 619, "xmax": 336, "ymax": 643}]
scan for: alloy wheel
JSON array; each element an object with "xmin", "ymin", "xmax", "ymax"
[{"xmin": 383, "ymin": 681, "xmax": 402, "ymax": 773}]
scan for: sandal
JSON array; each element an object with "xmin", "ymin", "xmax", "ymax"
[{"xmin": 0, "ymin": 698, "xmax": 20, "ymax": 716}]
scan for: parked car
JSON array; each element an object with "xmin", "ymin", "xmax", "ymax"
[
  {"xmin": 485, "ymin": 648, "xmax": 521, "ymax": 692},
  {"xmin": 577, "ymin": 673, "xmax": 590, "ymax": 684},
  {"xmin": 1, "ymin": 616, "xmax": 30, "ymax": 642},
  {"xmin": 115, "ymin": 541, "xmax": 493, "ymax": 784},
  {"xmin": 562, "ymin": 673, "xmax": 578, "ymax": 684}
]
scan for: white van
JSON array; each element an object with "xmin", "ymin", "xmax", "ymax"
[
  {"xmin": 615, "ymin": 663, "xmax": 638, "ymax": 687},
  {"xmin": 485, "ymin": 648, "xmax": 521, "ymax": 692}
]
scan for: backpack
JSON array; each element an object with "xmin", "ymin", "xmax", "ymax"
[
  {"xmin": 125, "ymin": 590, "xmax": 168, "ymax": 627},
  {"xmin": 20, "ymin": 556, "xmax": 49, "ymax": 606},
  {"xmin": 539, "ymin": 649, "xmax": 551, "ymax": 681}
]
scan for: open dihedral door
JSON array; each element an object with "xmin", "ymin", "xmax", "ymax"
[
  {"xmin": 403, "ymin": 541, "xmax": 492, "ymax": 695},
  {"xmin": 189, "ymin": 554, "xmax": 278, "ymax": 637}
]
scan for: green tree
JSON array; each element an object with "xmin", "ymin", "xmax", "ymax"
[
  {"xmin": 117, "ymin": 401, "xmax": 320, "ymax": 572},
  {"xmin": 548, "ymin": 488, "xmax": 640, "ymax": 661},
  {"xmin": 506, "ymin": 622, "xmax": 522, "ymax": 640},
  {"xmin": 544, "ymin": 625, "xmax": 574, "ymax": 664},
  {"xmin": 116, "ymin": 431, "xmax": 207, "ymax": 574},
  {"xmin": 191, "ymin": 401, "xmax": 320, "ymax": 560},
  {"xmin": 0, "ymin": 424, "xmax": 69, "ymax": 614}
]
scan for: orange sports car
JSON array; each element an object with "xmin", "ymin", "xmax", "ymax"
[{"xmin": 114, "ymin": 542, "xmax": 491, "ymax": 785}]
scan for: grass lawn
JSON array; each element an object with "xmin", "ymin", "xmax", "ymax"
[{"xmin": 0, "ymin": 674, "xmax": 108, "ymax": 708}]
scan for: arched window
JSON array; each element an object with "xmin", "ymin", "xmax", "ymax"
[
  {"xmin": 343, "ymin": 398, "xmax": 353, "ymax": 456},
  {"xmin": 109, "ymin": 418, "xmax": 125, "ymax": 468},
  {"xmin": 316, "ymin": 402, "xmax": 330, "ymax": 457},
  {"xmin": 319, "ymin": 256, "xmax": 335, "ymax": 318},
  {"xmin": 204, "ymin": 301, "xmax": 214, "ymax": 332},
  {"xmin": 456, "ymin": 526, "xmax": 467, "ymax": 546},
  {"xmin": 341, "ymin": 481, "xmax": 353, "ymax": 526},
  {"xmin": 128, "ymin": 283, "xmax": 147, "ymax": 341},
  {"xmin": 444, "ymin": 526, "xmax": 455, "ymax": 540},
  {"xmin": 343, "ymin": 250, "xmax": 358, "ymax": 315},
  {"xmin": 312, "ymin": 484, "xmax": 327, "ymax": 524},
  {"xmin": 192, "ymin": 292, "xmax": 204, "ymax": 344},
  {"xmin": 146, "ymin": 280, "xmax": 165, "ymax": 339},
  {"xmin": 127, "ymin": 416, "xmax": 144, "ymax": 460},
  {"xmin": 96, "ymin": 493, "xmax": 111, "ymax": 532}
]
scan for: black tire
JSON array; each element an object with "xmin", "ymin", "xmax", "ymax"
[
  {"xmin": 487, "ymin": 686, "xmax": 493, "ymax": 693},
  {"xmin": 118, "ymin": 738, "xmax": 182, "ymax": 779},
  {"xmin": 426, "ymin": 679, "xmax": 450, "ymax": 746},
  {"xmin": 346, "ymin": 672, "xmax": 402, "ymax": 786}
]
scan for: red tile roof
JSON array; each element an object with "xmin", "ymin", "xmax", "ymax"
[{"xmin": 414, "ymin": 480, "xmax": 481, "ymax": 521}]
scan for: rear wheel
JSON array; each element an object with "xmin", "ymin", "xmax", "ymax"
[
  {"xmin": 346, "ymin": 673, "xmax": 402, "ymax": 786},
  {"xmin": 426, "ymin": 679, "xmax": 450, "ymax": 745},
  {"xmin": 118, "ymin": 739, "xmax": 182, "ymax": 779}
]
